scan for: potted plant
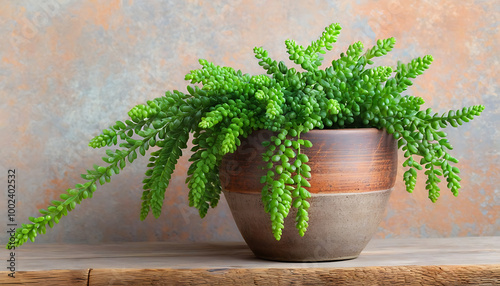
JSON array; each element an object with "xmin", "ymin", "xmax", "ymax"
[{"xmin": 7, "ymin": 23, "xmax": 484, "ymax": 261}]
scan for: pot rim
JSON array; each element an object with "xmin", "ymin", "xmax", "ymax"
[
  {"xmin": 251, "ymin": 127, "xmax": 385, "ymax": 135},
  {"xmin": 306, "ymin": 127, "xmax": 385, "ymax": 134}
]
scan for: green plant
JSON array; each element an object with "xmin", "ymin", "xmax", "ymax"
[{"xmin": 7, "ymin": 23, "xmax": 484, "ymax": 248}]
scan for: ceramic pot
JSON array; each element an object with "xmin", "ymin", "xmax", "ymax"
[{"xmin": 220, "ymin": 128, "xmax": 397, "ymax": 262}]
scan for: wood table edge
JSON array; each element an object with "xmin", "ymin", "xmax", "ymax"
[{"xmin": 2, "ymin": 264, "xmax": 498, "ymax": 285}]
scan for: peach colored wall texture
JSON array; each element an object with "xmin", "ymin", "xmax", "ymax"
[{"xmin": 0, "ymin": 0, "xmax": 498, "ymax": 245}]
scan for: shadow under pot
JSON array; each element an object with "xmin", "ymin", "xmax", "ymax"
[{"xmin": 220, "ymin": 128, "xmax": 397, "ymax": 262}]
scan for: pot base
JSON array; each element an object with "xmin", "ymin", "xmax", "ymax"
[{"xmin": 223, "ymin": 189, "xmax": 392, "ymax": 262}]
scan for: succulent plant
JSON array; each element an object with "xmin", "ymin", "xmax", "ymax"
[{"xmin": 7, "ymin": 23, "xmax": 484, "ymax": 248}]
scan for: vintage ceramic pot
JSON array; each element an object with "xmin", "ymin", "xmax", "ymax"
[{"xmin": 219, "ymin": 128, "xmax": 397, "ymax": 262}]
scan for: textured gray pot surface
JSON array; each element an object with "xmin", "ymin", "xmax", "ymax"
[{"xmin": 223, "ymin": 189, "xmax": 392, "ymax": 262}]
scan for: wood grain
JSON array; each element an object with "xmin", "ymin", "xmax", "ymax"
[
  {"xmin": 0, "ymin": 269, "xmax": 88, "ymax": 286},
  {"xmin": 1, "ymin": 265, "xmax": 498, "ymax": 285},
  {"xmin": 1, "ymin": 238, "xmax": 498, "ymax": 285},
  {"xmin": 9, "ymin": 237, "xmax": 500, "ymax": 270},
  {"xmin": 89, "ymin": 265, "xmax": 500, "ymax": 285}
]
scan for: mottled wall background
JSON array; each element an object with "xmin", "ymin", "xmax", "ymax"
[{"xmin": 0, "ymin": 0, "xmax": 498, "ymax": 245}]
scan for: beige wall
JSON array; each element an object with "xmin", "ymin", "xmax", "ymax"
[{"xmin": 0, "ymin": 0, "xmax": 498, "ymax": 244}]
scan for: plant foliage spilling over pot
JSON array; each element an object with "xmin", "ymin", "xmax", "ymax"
[{"xmin": 8, "ymin": 23, "xmax": 484, "ymax": 248}]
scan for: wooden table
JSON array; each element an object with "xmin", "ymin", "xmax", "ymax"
[{"xmin": 1, "ymin": 237, "xmax": 499, "ymax": 285}]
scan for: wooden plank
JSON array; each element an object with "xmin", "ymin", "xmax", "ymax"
[
  {"xmin": 1, "ymin": 238, "xmax": 498, "ymax": 285},
  {"xmin": 14, "ymin": 237, "xmax": 500, "ymax": 271},
  {"xmin": 1, "ymin": 265, "xmax": 498, "ymax": 285},
  {"xmin": 89, "ymin": 265, "xmax": 500, "ymax": 285},
  {"xmin": 0, "ymin": 269, "xmax": 88, "ymax": 286}
]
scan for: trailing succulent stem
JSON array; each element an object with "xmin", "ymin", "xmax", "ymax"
[{"xmin": 8, "ymin": 23, "xmax": 484, "ymax": 248}]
